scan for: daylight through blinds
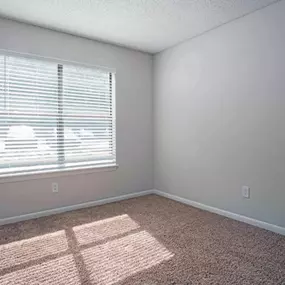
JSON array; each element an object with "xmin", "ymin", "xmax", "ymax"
[{"xmin": 0, "ymin": 54, "xmax": 116, "ymax": 175}]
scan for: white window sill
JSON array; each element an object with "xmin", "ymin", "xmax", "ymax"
[{"xmin": 0, "ymin": 164, "xmax": 118, "ymax": 184}]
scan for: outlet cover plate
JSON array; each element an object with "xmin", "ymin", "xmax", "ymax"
[
  {"xmin": 52, "ymin": 182, "xmax": 59, "ymax": 193},
  {"xmin": 242, "ymin": 186, "xmax": 250, "ymax": 199}
]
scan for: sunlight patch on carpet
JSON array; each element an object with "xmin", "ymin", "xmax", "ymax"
[
  {"xmin": 0, "ymin": 230, "xmax": 68, "ymax": 270},
  {"xmin": 0, "ymin": 255, "xmax": 80, "ymax": 285},
  {"xmin": 73, "ymin": 214, "xmax": 139, "ymax": 245},
  {"xmin": 81, "ymin": 230, "xmax": 174, "ymax": 285}
]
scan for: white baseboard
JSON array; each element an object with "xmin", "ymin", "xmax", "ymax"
[
  {"xmin": 153, "ymin": 189, "xmax": 285, "ymax": 236},
  {"xmin": 1, "ymin": 188, "xmax": 284, "ymax": 236},
  {"xmin": 0, "ymin": 189, "xmax": 154, "ymax": 226}
]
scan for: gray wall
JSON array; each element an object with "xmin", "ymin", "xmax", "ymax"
[
  {"xmin": 0, "ymin": 19, "xmax": 153, "ymax": 219},
  {"xmin": 154, "ymin": 1, "xmax": 285, "ymax": 227}
]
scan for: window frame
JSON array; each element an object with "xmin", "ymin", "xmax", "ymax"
[{"xmin": 0, "ymin": 50, "xmax": 117, "ymax": 181}]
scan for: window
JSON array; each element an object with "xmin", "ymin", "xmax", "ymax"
[{"xmin": 0, "ymin": 53, "xmax": 116, "ymax": 176}]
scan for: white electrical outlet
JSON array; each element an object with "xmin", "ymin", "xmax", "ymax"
[
  {"xmin": 52, "ymin": 182, "xmax": 59, "ymax": 193},
  {"xmin": 242, "ymin": 186, "xmax": 250, "ymax": 199}
]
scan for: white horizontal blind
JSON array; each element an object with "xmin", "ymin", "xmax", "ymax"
[{"xmin": 0, "ymin": 54, "xmax": 116, "ymax": 175}]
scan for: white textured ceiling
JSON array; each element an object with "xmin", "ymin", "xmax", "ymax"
[{"xmin": 0, "ymin": 0, "xmax": 280, "ymax": 53}]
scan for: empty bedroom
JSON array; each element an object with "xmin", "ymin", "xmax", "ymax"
[{"xmin": 0, "ymin": 0, "xmax": 284, "ymax": 284}]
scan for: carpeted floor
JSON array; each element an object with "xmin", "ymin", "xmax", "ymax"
[{"xmin": 0, "ymin": 195, "xmax": 284, "ymax": 285}]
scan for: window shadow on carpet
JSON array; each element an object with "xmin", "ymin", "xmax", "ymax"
[{"xmin": 0, "ymin": 212, "xmax": 174, "ymax": 285}]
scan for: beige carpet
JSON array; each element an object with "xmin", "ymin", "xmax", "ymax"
[{"xmin": 0, "ymin": 195, "xmax": 284, "ymax": 285}]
